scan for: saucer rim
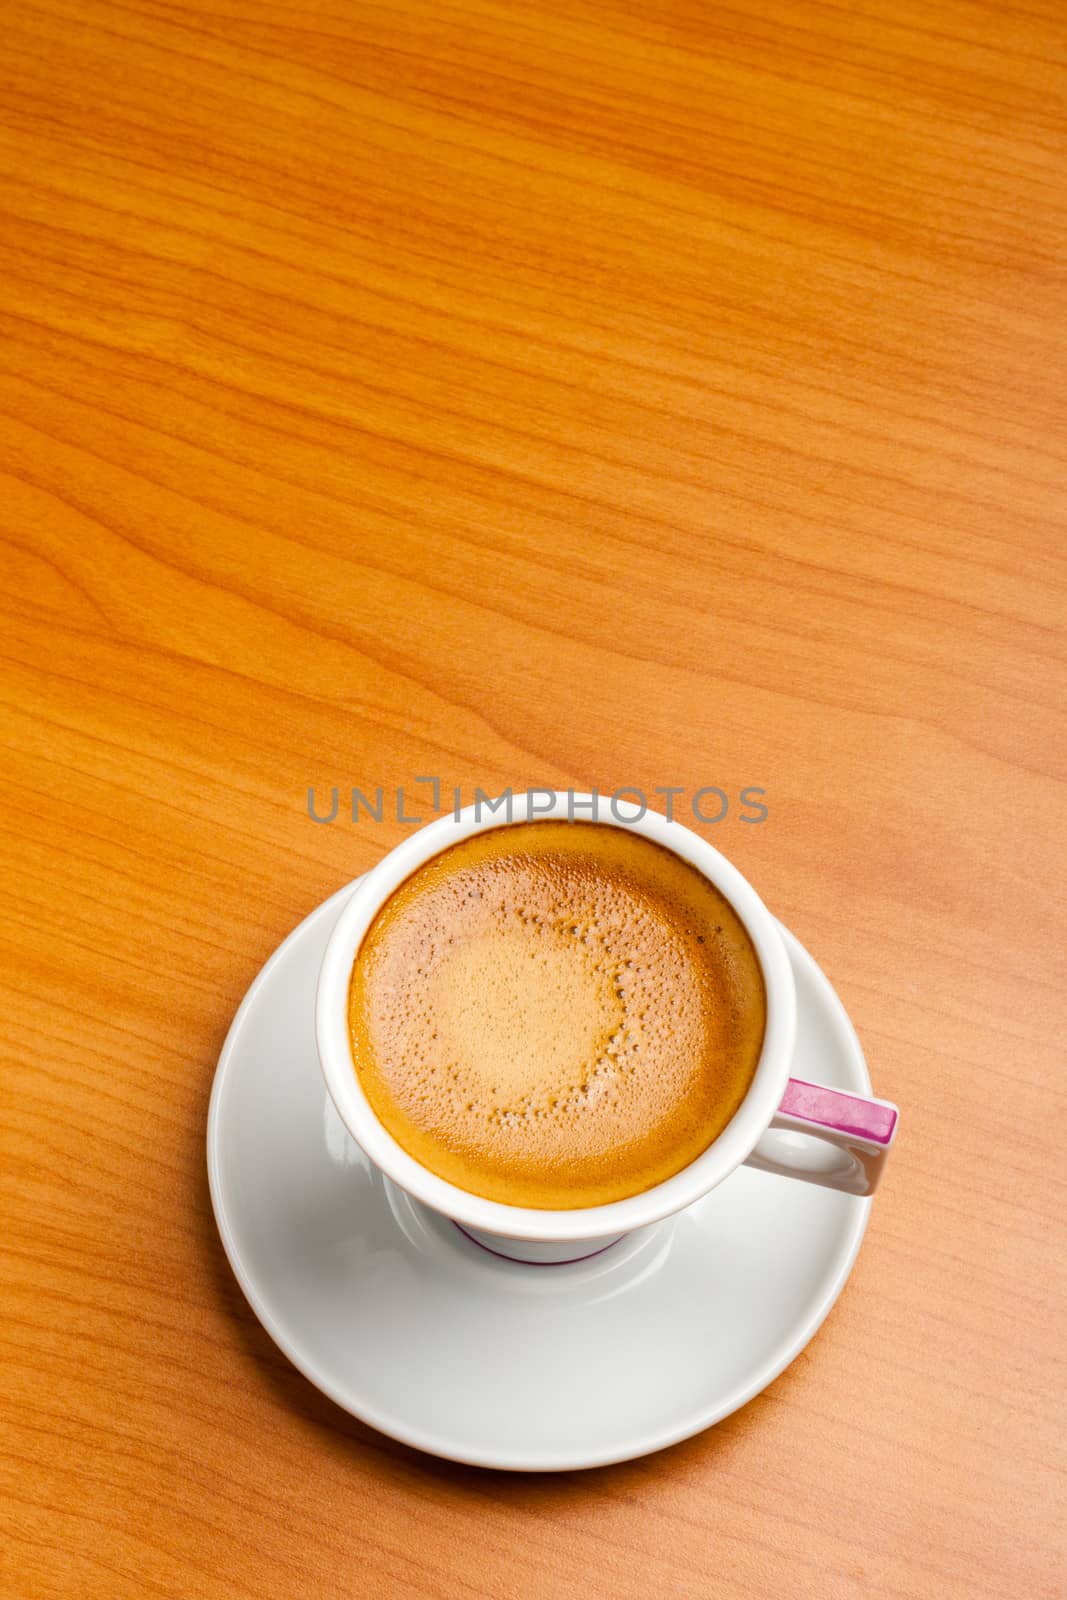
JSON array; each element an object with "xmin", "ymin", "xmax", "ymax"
[{"xmin": 207, "ymin": 886, "xmax": 870, "ymax": 1472}]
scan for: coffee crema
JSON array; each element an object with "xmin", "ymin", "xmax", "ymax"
[{"xmin": 347, "ymin": 822, "xmax": 766, "ymax": 1209}]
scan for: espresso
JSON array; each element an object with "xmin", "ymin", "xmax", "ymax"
[{"xmin": 347, "ymin": 822, "xmax": 766, "ymax": 1209}]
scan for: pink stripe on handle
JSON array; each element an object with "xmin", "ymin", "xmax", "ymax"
[{"xmin": 780, "ymin": 1078, "xmax": 898, "ymax": 1145}]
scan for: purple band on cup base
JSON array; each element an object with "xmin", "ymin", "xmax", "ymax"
[
  {"xmin": 780, "ymin": 1078, "xmax": 898, "ymax": 1146},
  {"xmin": 452, "ymin": 1222, "xmax": 623, "ymax": 1266}
]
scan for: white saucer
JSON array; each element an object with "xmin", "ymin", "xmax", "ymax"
[{"xmin": 208, "ymin": 887, "xmax": 872, "ymax": 1471}]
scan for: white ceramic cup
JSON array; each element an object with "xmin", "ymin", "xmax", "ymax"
[{"xmin": 316, "ymin": 793, "xmax": 899, "ymax": 1264}]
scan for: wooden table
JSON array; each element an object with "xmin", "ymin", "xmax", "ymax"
[{"xmin": 2, "ymin": 1, "xmax": 1064, "ymax": 1595}]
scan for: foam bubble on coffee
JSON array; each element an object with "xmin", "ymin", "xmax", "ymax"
[{"xmin": 347, "ymin": 822, "xmax": 766, "ymax": 1209}]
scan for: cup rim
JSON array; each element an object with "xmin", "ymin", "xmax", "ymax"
[{"xmin": 315, "ymin": 793, "xmax": 796, "ymax": 1242}]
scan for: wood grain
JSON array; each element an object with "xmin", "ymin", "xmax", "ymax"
[{"xmin": 1, "ymin": 0, "xmax": 1065, "ymax": 1595}]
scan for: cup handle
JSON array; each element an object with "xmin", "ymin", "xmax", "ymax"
[{"xmin": 743, "ymin": 1078, "xmax": 899, "ymax": 1196}]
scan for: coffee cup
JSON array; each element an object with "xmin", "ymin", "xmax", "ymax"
[{"xmin": 315, "ymin": 792, "xmax": 898, "ymax": 1264}]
